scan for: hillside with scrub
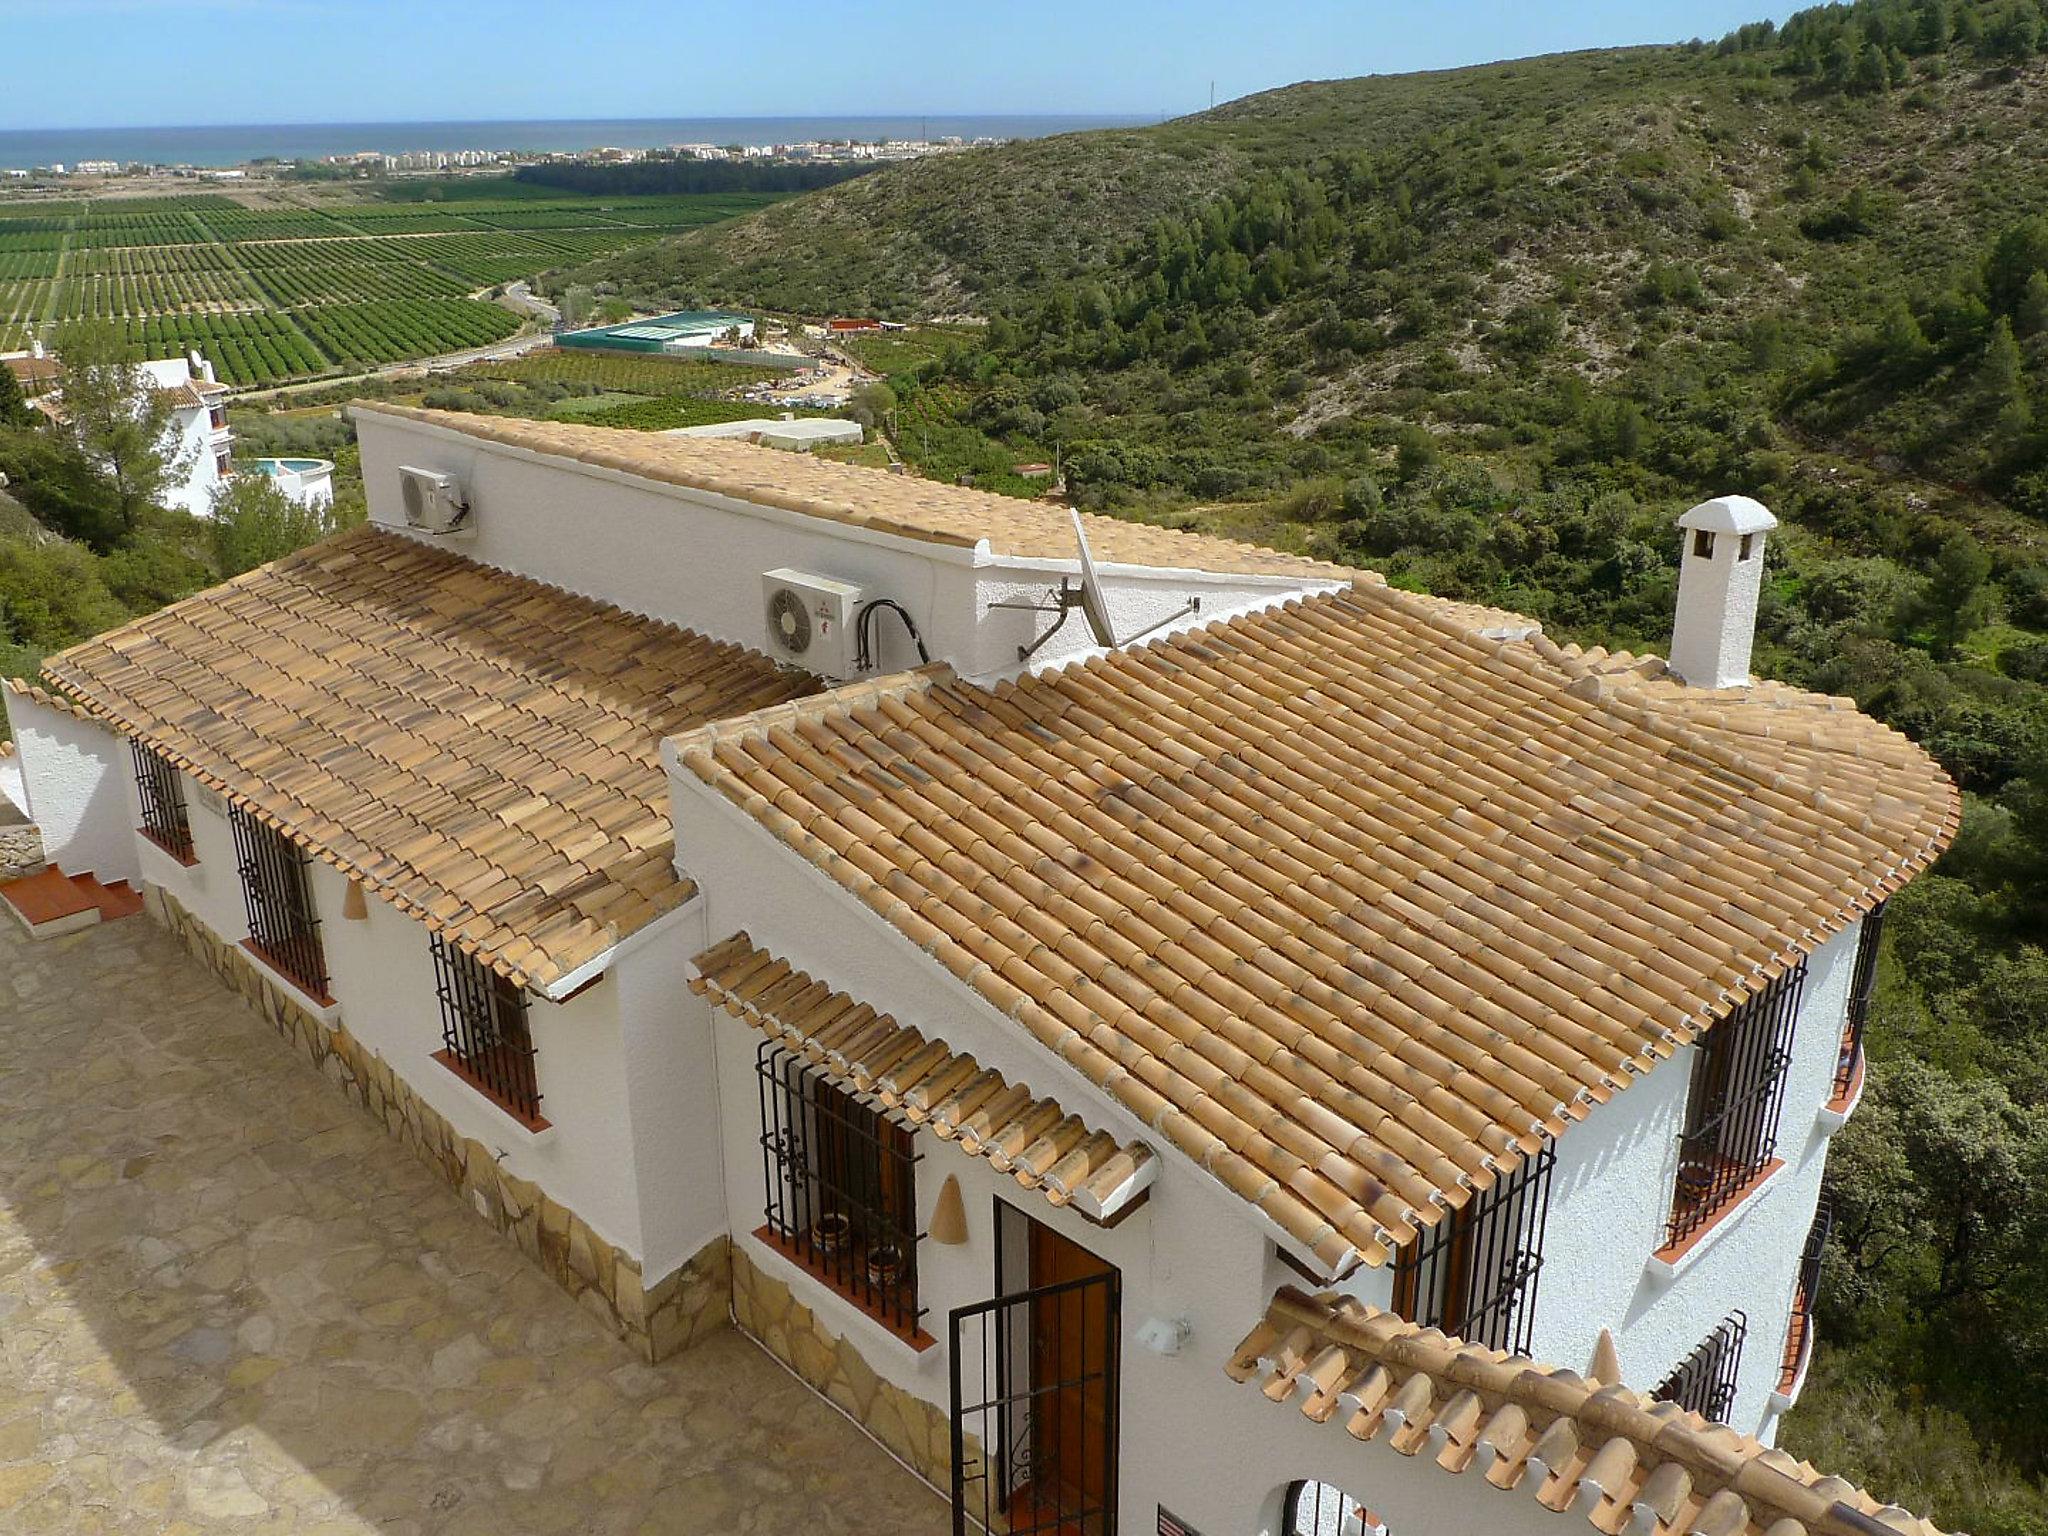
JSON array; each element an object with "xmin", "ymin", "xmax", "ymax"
[{"xmin": 582, "ymin": 6, "xmax": 2048, "ymax": 1531}]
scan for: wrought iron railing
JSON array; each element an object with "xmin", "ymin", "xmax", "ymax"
[
  {"xmin": 1393, "ymin": 1140, "xmax": 1554, "ymax": 1355},
  {"xmin": 1655, "ymin": 1310, "xmax": 1748, "ymax": 1423},
  {"xmin": 131, "ymin": 742, "xmax": 193, "ymax": 862},
  {"xmin": 951, "ymin": 1265, "xmax": 1120, "ymax": 1536},
  {"xmin": 1781, "ymin": 1198, "xmax": 1833, "ymax": 1393},
  {"xmin": 756, "ymin": 1041, "xmax": 922, "ymax": 1334},
  {"xmin": 1669, "ymin": 962, "xmax": 1805, "ymax": 1247},
  {"xmin": 228, "ymin": 803, "xmax": 327, "ymax": 999},
  {"xmin": 430, "ymin": 934, "xmax": 542, "ymax": 1126},
  {"xmin": 1834, "ymin": 902, "xmax": 1887, "ymax": 1100}
]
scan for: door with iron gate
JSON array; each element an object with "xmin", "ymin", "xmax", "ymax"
[{"xmin": 950, "ymin": 1205, "xmax": 1121, "ymax": 1536}]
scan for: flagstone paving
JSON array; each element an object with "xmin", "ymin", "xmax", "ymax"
[{"xmin": 0, "ymin": 909, "xmax": 952, "ymax": 1535}]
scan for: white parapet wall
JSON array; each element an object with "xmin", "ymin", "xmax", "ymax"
[{"xmin": 0, "ymin": 683, "xmax": 140, "ymax": 885}]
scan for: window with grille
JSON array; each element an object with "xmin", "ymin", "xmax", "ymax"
[
  {"xmin": 756, "ymin": 1041, "xmax": 922, "ymax": 1338},
  {"xmin": 430, "ymin": 935, "xmax": 544, "ymax": 1129},
  {"xmin": 1392, "ymin": 1140, "xmax": 1554, "ymax": 1355},
  {"xmin": 1284, "ymin": 1481, "xmax": 1389, "ymax": 1536},
  {"xmin": 131, "ymin": 742, "xmax": 193, "ymax": 863},
  {"xmin": 1668, "ymin": 962, "xmax": 1804, "ymax": 1247},
  {"xmin": 1654, "ymin": 1310, "xmax": 1747, "ymax": 1423},
  {"xmin": 228, "ymin": 803, "xmax": 327, "ymax": 1000},
  {"xmin": 1834, "ymin": 904, "xmax": 1887, "ymax": 1100}
]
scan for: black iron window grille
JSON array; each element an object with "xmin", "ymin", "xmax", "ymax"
[
  {"xmin": 1781, "ymin": 1198, "xmax": 1833, "ymax": 1392},
  {"xmin": 1668, "ymin": 962, "xmax": 1805, "ymax": 1248},
  {"xmin": 1835, "ymin": 903, "xmax": 1887, "ymax": 1100},
  {"xmin": 228, "ymin": 803, "xmax": 327, "ymax": 1000},
  {"xmin": 430, "ymin": 935, "xmax": 544, "ymax": 1128},
  {"xmin": 1392, "ymin": 1140, "xmax": 1554, "ymax": 1355},
  {"xmin": 1283, "ymin": 1481, "xmax": 1386, "ymax": 1536},
  {"xmin": 757, "ymin": 1041, "xmax": 923, "ymax": 1335},
  {"xmin": 1654, "ymin": 1310, "xmax": 1748, "ymax": 1423},
  {"xmin": 131, "ymin": 742, "xmax": 193, "ymax": 863}
]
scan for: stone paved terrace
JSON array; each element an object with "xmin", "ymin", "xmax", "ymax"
[{"xmin": 0, "ymin": 908, "xmax": 952, "ymax": 1535}]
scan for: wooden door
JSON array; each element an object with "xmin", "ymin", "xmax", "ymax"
[{"xmin": 1024, "ymin": 1220, "xmax": 1116, "ymax": 1533}]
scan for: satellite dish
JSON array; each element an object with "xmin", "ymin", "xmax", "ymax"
[{"xmin": 1070, "ymin": 509, "xmax": 1119, "ymax": 648}]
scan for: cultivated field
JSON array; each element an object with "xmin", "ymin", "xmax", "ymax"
[{"xmin": 0, "ymin": 189, "xmax": 780, "ymax": 382}]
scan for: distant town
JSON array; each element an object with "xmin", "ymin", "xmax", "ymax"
[{"xmin": 0, "ymin": 135, "xmax": 1005, "ymax": 186}]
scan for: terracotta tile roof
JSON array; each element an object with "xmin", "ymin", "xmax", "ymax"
[
  {"xmin": 352, "ymin": 403, "xmax": 1349, "ymax": 582},
  {"xmin": 1, "ymin": 675, "xmax": 96, "ymax": 723},
  {"xmin": 670, "ymin": 585, "xmax": 1957, "ymax": 1271},
  {"xmin": 692, "ymin": 933, "xmax": 1155, "ymax": 1220},
  {"xmin": 42, "ymin": 525, "xmax": 818, "ymax": 990},
  {"xmin": 1228, "ymin": 1287, "xmax": 1950, "ymax": 1536}
]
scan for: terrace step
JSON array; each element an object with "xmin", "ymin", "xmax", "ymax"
[{"xmin": 0, "ymin": 865, "xmax": 142, "ymax": 939}]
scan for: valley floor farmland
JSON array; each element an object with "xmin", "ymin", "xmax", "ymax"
[{"xmin": 0, "ymin": 189, "xmax": 781, "ymax": 383}]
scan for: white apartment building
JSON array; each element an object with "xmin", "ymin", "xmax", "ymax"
[{"xmin": 2, "ymin": 403, "xmax": 1958, "ymax": 1536}]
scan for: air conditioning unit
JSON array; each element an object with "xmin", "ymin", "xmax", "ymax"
[
  {"xmin": 397, "ymin": 466, "xmax": 470, "ymax": 535},
  {"xmin": 762, "ymin": 568, "xmax": 865, "ymax": 679}
]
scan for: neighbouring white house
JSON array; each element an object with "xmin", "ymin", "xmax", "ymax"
[
  {"xmin": 1, "ymin": 403, "xmax": 1960, "ymax": 1536},
  {"xmin": 135, "ymin": 352, "xmax": 234, "ymax": 517},
  {"xmin": 21, "ymin": 345, "xmax": 236, "ymax": 518},
  {"xmin": 245, "ymin": 454, "xmax": 336, "ymax": 510}
]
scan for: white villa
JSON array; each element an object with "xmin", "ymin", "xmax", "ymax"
[
  {"xmin": 0, "ymin": 403, "xmax": 1959, "ymax": 1536},
  {"xmin": 135, "ymin": 352, "xmax": 233, "ymax": 517}
]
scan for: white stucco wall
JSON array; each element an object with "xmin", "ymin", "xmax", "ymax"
[
  {"xmin": 613, "ymin": 903, "xmax": 732, "ymax": 1281},
  {"xmin": 1536, "ymin": 919, "xmax": 1857, "ymax": 1437},
  {"xmin": 354, "ymin": 410, "xmax": 1335, "ymax": 685},
  {"xmin": 0, "ymin": 747, "xmax": 24, "ymax": 819},
  {"xmin": 1, "ymin": 689, "xmax": 138, "ymax": 884}
]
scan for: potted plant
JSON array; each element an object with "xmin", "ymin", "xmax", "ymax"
[
  {"xmin": 866, "ymin": 1243, "xmax": 904, "ymax": 1290},
  {"xmin": 811, "ymin": 1212, "xmax": 853, "ymax": 1254}
]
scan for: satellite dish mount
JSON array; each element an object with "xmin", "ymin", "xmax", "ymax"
[{"xmin": 994, "ymin": 510, "xmax": 1201, "ymax": 663}]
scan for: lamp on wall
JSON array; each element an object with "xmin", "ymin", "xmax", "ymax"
[
  {"xmin": 931, "ymin": 1174, "xmax": 968, "ymax": 1245},
  {"xmin": 342, "ymin": 878, "xmax": 368, "ymax": 921}
]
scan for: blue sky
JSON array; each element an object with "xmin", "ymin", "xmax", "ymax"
[{"xmin": 0, "ymin": 0, "xmax": 1798, "ymax": 130}]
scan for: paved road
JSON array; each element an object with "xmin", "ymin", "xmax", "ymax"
[{"xmin": 0, "ymin": 909, "xmax": 949, "ymax": 1535}]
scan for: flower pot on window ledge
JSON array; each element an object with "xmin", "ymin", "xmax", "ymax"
[
  {"xmin": 811, "ymin": 1213, "xmax": 853, "ymax": 1255},
  {"xmin": 866, "ymin": 1244, "xmax": 905, "ymax": 1289}
]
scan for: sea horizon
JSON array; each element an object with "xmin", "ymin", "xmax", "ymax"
[{"xmin": 0, "ymin": 114, "xmax": 1163, "ymax": 171}]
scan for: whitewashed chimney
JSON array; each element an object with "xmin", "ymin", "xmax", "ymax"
[{"xmin": 1669, "ymin": 495, "xmax": 1776, "ymax": 689}]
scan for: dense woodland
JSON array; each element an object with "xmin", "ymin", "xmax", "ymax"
[
  {"xmin": 511, "ymin": 158, "xmax": 872, "ymax": 198},
  {"xmin": 583, "ymin": 6, "xmax": 2048, "ymax": 1528}
]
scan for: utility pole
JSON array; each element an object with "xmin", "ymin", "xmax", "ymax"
[{"xmin": 1210, "ymin": 80, "xmax": 1215, "ymax": 110}]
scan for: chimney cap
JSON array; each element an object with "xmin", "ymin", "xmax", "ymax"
[{"xmin": 1678, "ymin": 495, "xmax": 1776, "ymax": 536}]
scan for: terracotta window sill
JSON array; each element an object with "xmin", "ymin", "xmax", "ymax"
[
  {"xmin": 431, "ymin": 1047, "xmax": 551, "ymax": 1133},
  {"xmin": 753, "ymin": 1225, "xmax": 934, "ymax": 1352},
  {"xmin": 1823, "ymin": 1052, "xmax": 1867, "ymax": 1123},
  {"xmin": 137, "ymin": 826, "xmax": 198, "ymax": 867},
  {"xmin": 238, "ymin": 938, "xmax": 339, "ymax": 1014},
  {"xmin": 1650, "ymin": 1158, "xmax": 1785, "ymax": 1280}
]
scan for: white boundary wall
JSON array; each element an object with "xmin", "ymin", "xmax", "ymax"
[{"xmin": 1, "ymin": 688, "xmax": 139, "ymax": 884}]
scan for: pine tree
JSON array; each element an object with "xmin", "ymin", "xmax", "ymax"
[
  {"xmin": 2019, "ymin": 271, "xmax": 2048, "ymax": 336},
  {"xmin": 0, "ymin": 362, "xmax": 33, "ymax": 430}
]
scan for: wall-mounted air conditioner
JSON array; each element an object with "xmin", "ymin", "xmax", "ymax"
[
  {"xmin": 762, "ymin": 568, "xmax": 865, "ymax": 679},
  {"xmin": 398, "ymin": 466, "xmax": 470, "ymax": 535}
]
